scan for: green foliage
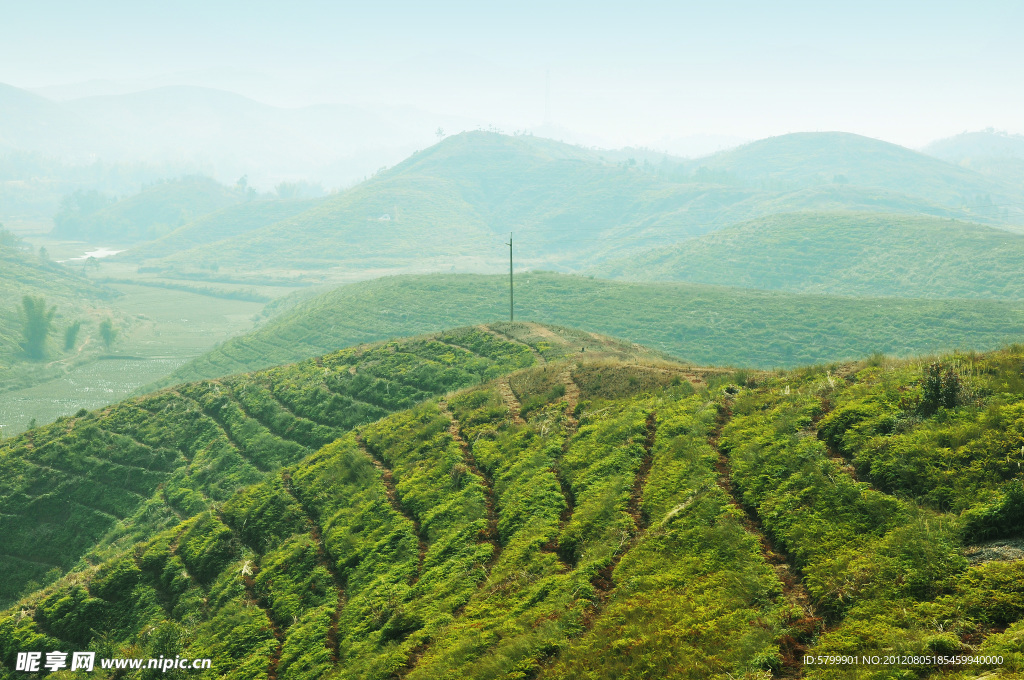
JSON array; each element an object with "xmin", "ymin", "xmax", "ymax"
[
  {"xmin": 4, "ymin": 332, "xmax": 1024, "ymax": 679},
  {"xmin": 63, "ymin": 319, "xmax": 82, "ymax": 350},
  {"xmin": 17, "ymin": 295, "xmax": 56, "ymax": 360},
  {"xmin": 98, "ymin": 317, "xmax": 117, "ymax": 349},
  {"xmin": 600, "ymin": 211, "xmax": 1024, "ymax": 299},
  {"xmin": 158, "ymin": 272, "xmax": 1024, "ymax": 391},
  {"xmin": 0, "ymin": 326, "xmax": 539, "ymax": 607},
  {"xmin": 51, "ymin": 176, "xmax": 245, "ymax": 242},
  {"xmin": 921, "ymin": 361, "xmax": 962, "ymax": 415}
]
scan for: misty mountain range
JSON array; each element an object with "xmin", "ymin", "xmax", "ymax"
[{"xmin": 5, "ymin": 79, "xmax": 1024, "ymax": 213}]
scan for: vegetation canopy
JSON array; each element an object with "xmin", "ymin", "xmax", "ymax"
[{"xmin": 0, "ymin": 325, "xmax": 1022, "ymax": 679}]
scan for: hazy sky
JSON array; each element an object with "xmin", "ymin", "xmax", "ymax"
[{"xmin": 3, "ymin": 0, "xmax": 1022, "ymax": 149}]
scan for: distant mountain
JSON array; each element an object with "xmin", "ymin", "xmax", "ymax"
[
  {"xmin": 924, "ymin": 129, "xmax": 1024, "ymax": 162},
  {"xmin": 51, "ymin": 175, "xmax": 246, "ymax": 242},
  {"xmin": 0, "ymin": 83, "xmax": 102, "ymax": 159},
  {"xmin": 0, "ymin": 81, "xmax": 472, "ymax": 192},
  {"xmin": 64, "ymin": 86, "xmax": 418, "ymax": 184},
  {"xmin": 126, "ymin": 131, "xmax": 1024, "ymax": 280},
  {"xmin": 923, "ymin": 129, "xmax": 1024, "ymax": 186},
  {"xmin": 598, "ymin": 211, "xmax": 1024, "ymax": 299},
  {"xmin": 687, "ymin": 131, "xmax": 1024, "ymax": 218}
]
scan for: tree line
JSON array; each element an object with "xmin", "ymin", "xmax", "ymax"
[{"xmin": 17, "ymin": 295, "xmax": 117, "ymax": 359}]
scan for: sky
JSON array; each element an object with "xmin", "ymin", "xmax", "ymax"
[{"xmin": 2, "ymin": 0, "xmax": 1022, "ymax": 149}]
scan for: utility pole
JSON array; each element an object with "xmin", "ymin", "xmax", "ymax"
[{"xmin": 506, "ymin": 233, "xmax": 513, "ymax": 322}]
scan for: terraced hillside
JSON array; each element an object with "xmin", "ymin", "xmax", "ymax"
[
  {"xmin": 0, "ymin": 323, "xmax": 672, "ymax": 607},
  {"xmin": 153, "ymin": 271, "xmax": 1024, "ymax": 388},
  {"xmin": 2, "ymin": 329, "xmax": 1023, "ymax": 678},
  {"xmin": 598, "ymin": 212, "xmax": 1024, "ymax": 299}
]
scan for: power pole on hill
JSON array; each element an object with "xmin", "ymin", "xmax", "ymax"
[{"xmin": 506, "ymin": 233, "xmax": 514, "ymax": 322}]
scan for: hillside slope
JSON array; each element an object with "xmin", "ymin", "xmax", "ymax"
[
  {"xmin": 123, "ymin": 131, "xmax": 1022, "ymax": 279},
  {"xmin": 118, "ymin": 198, "xmax": 324, "ymax": 263},
  {"xmin": 2, "ymin": 338, "xmax": 1023, "ymax": 678},
  {"xmin": 922, "ymin": 129, "xmax": 1024, "ymax": 188},
  {"xmin": 0, "ymin": 323, "xmax": 669, "ymax": 606},
  {"xmin": 152, "ymin": 272, "xmax": 1024, "ymax": 387},
  {"xmin": 693, "ymin": 131, "xmax": 1024, "ymax": 221},
  {"xmin": 51, "ymin": 176, "xmax": 245, "ymax": 242},
  {"xmin": 598, "ymin": 212, "xmax": 1024, "ymax": 299}
]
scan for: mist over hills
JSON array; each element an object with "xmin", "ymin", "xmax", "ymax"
[
  {"xmin": 0, "ymin": 81, "xmax": 473, "ymax": 204},
  {"xmin": 922, "ymin": 129, "xmax": 1024, "ymax": 185},
  {"xmin": 109, "ymin": 130, "xmax": 1024, "ymax": 283},
  {"xmin": 924, "ymin": 129, "xmax": 1024, "ymax": 163},
  {"xmin": 687, "ymin": 131, "xmax": 1023, "ymax": 218},
  {"xmin": 0, "ymin": 84, "xmax": 102, "ymax": 159},
  {"xmin": 51, "ymin": 175, "xmax": 247, "ymax": 242}
]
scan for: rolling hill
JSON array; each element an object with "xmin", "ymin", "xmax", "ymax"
[
  {"xmin": 1, "ymin": 328, "xmax": 1022, "ymax": 678},
  {"xmin": 0, "ymin": 323, "xmax": 669, "ymax": 607},
  {"xmin": 597, "ymin": 212, "xmax": 1024, "ymax": 299},
  {"xmin": 117, "ymin": 197, "xmax": 325, "ymax": 263},
  {"xmin": 118, "ymin": 131, "xmax": 1024, "ymax": 281},
  {"xmin": 147, "ymin": 272, "xmax": 1024, "ymax": 389},
  {"xmin": 689, "ymin": 131, "xmax": 1024, "ymax": 219},
  {"xmin": 923, "ymin": 129, "xmax": 1024, "ymax": 188}
]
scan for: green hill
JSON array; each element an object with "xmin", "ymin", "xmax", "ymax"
[
  {"xmin": 0, "ymin": 323, "xmax": 666, "ymax": 607},
  {"xmin": 140, "ymin": 133, "xmax": 754, "ymax": 275},
  {"xmin": 124, "ymin": 131, "xmax": 1021, "ymax": 281},
  {"xmin": 117, "ymin": 197, "xmax": 325, "ymax": 263},
  {"xmin": 691, "ymin": 131, "xmax": 1024, "ymax": 221},
  {"xmin": 51, "ymin": 175, "xmax": 245, "ymax": 243},
  {"xmin": 924, "ymin": 130, "xmax": 1024, "ymax": 163},
  {"xmin": 2, "ymin": 332, "xmax": 1022, "ymax": 678},
  {"xmin": 148, "ymin": 272, "xmax": 1024, "ymax": 388},
  {"xmin": 597, "ymin": 212, "xmax": 1024, "ymax": 299},
  {"xmin": 923, "ymin": 129, "xmax": 1024, "ymax": 190}
]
